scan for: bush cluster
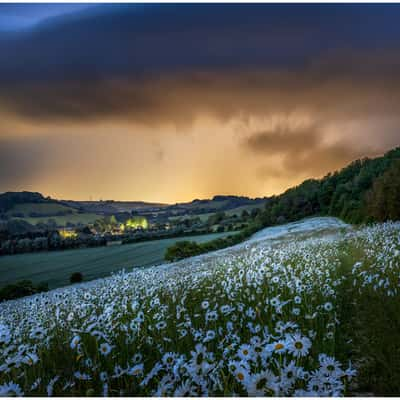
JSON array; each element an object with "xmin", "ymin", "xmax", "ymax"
[
  {"xmin": 165, "ymin": 224, "xmax": 261, "ymax": 261},
  {"xmin": 0, "ymin": 280, "xmax": 48, "ymax": 302}
]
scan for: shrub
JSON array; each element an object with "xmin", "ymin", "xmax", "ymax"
[
  {"xmin": 165, "ymin": 241, "xmax": 202, "ymax": 262},
  {"xmin": 164, "ymin": 222, "xmax": 262, "ymax": 262},
  {"xmin": 0, "ymin": 280, "xmax": 48, "ymax": 302},
  {"xmin": 70, "ymin": 272, "xmax": 83, "ymax": 284}
]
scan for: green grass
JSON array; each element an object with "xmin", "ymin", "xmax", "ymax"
[
  {"xmin": 19, "ymin": 213, "xmax": 101, "ymax": 226},
  {"xmin": 169, "ymin": 203, "xmax": 266, "ymax": 223},
  {"xmin": 334, "ymin": 241, "xmax": 400, "ymax": 395},
  {"xmin": 225, "ymin": 202, "xmax": 266, "ymax": 216},
  {"xmin": 7, "ymin": 202, "xmax": 75, "ymax": 215},
  {"xmin": 0, "ymin": 232, "xmax": 233, "ymax": 289},
  {"xmin": 6, "ymin": 202, "xmax": 102, "ymax": 226}
]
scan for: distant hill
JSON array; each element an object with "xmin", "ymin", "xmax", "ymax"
[
  {"xmin": 166, "ymin": 195, "xmax": 266, "ymax": 215},
  {"xmin": 0, "ymin": 191, "xmax": 54, "ymax": 213},
  {"xmin": 63, "ymin": 200, "xmax": 168, "ymax": 215}
]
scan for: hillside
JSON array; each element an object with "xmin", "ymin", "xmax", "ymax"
[
  {"xmin": 0, "ymin": 191, "xmax": 52, "ymax": 212},
  {"xmin": 257, "ymin": 146, "xmax": 400, "ymax": 226},
  {"xmin": 1, "ymin": 217, "xmax": 398, "ymax": 395},
  {"xmin": 63, "ymin": 200, "xmax": 168, "ymax": 214}
]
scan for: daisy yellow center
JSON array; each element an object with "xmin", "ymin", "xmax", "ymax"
[
  {"xmin": 243, "ymin": 350, "xmax": 249, "ymax": 355},
  {"xmin": 295, "ymin": 341, "xmax": 303, "ymax": 349},
  {"xmin": 237, "ymin": 372, "xmax": 245, "ymax": 381},
  {"xmin": 275, "ymin": 343, "xmax": 284, "ymax": 350}
]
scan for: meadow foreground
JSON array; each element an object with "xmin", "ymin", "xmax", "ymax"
[{"xmin": 0, "ymin": 218, "xmax": 399, "ymax": 396}]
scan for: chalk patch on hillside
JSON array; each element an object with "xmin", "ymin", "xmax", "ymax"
[{"xmin": 249, "ymin": 216, "xmax": 348, "ymax": 243}]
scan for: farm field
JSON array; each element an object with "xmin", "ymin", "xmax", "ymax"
[
  {"xmin": 1, "ymin": 217, "xmax": 399, "ymax": 396},
  {"xmin": 18, "ymin": 213, "xmax": 101, "ymax": 226},
  {"xmin": 7, "ymin": 203, "xmax": 75, "ymax": 215},
  {"xmin": 168, "ymin": 202, "xmax": 267, "ymax": 223},
  {"xmin": 5, "ymin": 202, "xmax": 102, "ymax": 226},
  {"xmin": 0, "ymin": 231, "xmax": 233, "ymax": 289}
]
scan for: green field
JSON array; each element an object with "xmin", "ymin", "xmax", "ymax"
[
  {"xmin": 7, "ymin": 202, "xmax": 74, "ymax": 214},
  {"xmin": 169, "ymin": 202, "xmax": 266, "ymax": 222},
  {"xmin": 6, "ymin": 202, "xmax": 102, "ymax": 226},
  {"xmin": 0, "ymin": 232, "xmax": 233, "ymax": 289},
  {"xmin": 20, "ymin": 213, "xmax": 101, "ymax": 226}
]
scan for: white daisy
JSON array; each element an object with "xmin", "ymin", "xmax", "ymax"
[
  {"xmin": 174, "ymin": 380, "xmax": 196, "ymax": 396},
  {"xmin": 29, "ymin": 327, "xmax": 47, "ymax": 341},
  {"xmin": 203, "ymin": 329, "xmax": 216, "ymax": 343},
  {"xmin": 99, "ymin": 342, "xmax": 112, "ymax": 356},
  {"xmin": 0, "ymin": 382, "xmax": 24, "ymax": 397},
  {"xmin": 268, "ymin": 339, "xmax": 288, "ymax": 354},
  {"xmin": 205, "ymin": 310, "xmax": 218, "ymax": 322},
  {"xmin": 162, "ymin": 352, "xmax": 177, "ymax": 367},
  {"xmin": 128, "ymin": 363, "xmax": 144, "ymax": 377},
  {"xmin": 231, "ymin": 364, "xmax": 251, "ymax": 387},
  {"xmin": 246, "ymin": 369, "xmax": 278, "ymax": 396},
  {"xmin": 201, "ymin": 300, "xmax": 210, "ymax": 309},
  {"xmin": 288, "ymin": 334, "xmax": 312, "ymax": 357},
  {"xmin": 70, "ymin": 335, "xmax": 81, "ymax": 350},
  {"xmin": 99, "ymin": 371, "xmax": 108, "ymax": 382},
  {"xmin": 132, "ymin": 352, "xmax": 143, "ymax": 364},
  {"xmin": 237, "ymin": 344, "xmax": 255, "ymax": 361},
  {"xmin": 155, "ymin": 321, "xmax": 167, "ymax": 330},
  {"xmin": 319, "ymin": 354, "xmax": 343, "ymax": 377}
]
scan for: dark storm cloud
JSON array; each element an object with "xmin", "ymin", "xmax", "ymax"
[
  {"xmin": 1, "ymin": 4, "xmax": 400, "ymax": 83},
  {"xmin": 1, "ymin": 4, "xmax": 400, "ymax": 125},
  {"xmin": 245, "ymin": 124, "xmax": 380, "ymax": 179},
  {"xmin": 2, "ymin": 56, "xmax": 400, "ymax": 126},
  {"xmin": 245, "ymin": 125, "xmax": 322, "ymax": 156}
]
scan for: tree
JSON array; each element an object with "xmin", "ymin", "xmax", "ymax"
[
  {"xmin": 70, "ymin": 272, "xmax": 83, "ymax": 284},
  {"xmin": 207, "ymin": 211, "xmax": 226, "ymax": 226},
  {"xmin": 366, "ymin": 160, "xmax": 400, "ymax": 222},
  {"xmin": 0, "ymin": 280, "xmax": 48, "ymax": 302},
  {"xmin": 165, "ymin": 241, "xmax": 202, "ymax": 261},
  {"xmin": 32, "ymin": 237, "xmax": 48, "ymax": 251},
  {"xmin": 16, "ymin": 238, "xmax": 32, "ymax": 253},
  {"xmin": 241, "ymin": 210, "xmax": 250, "ymax": 220},
  {"xmin": 250, "ymin": 208, "xmax": 261, "ymax": 219}
]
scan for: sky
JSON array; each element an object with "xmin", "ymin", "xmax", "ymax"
[{"xmin": 0, "ymin": 3, "xmax": 400, "ymax": 203}]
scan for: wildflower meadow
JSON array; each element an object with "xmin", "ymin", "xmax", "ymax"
[{"xmin": 0, "ymin": 218, "xmax": 399, "ymax": 396}]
